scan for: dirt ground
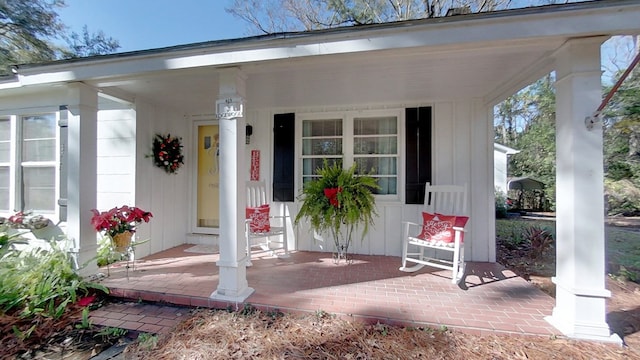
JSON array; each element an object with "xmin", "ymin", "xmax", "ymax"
[{"xmin": 498, "ymin": 217, "xmax": 640, "ymax": 351}]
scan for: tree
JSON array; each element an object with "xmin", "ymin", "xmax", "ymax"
[
  {"xmin": 0, "ymin": 0, "xmax": 119, "ymax": 75},
  {"xmin": 226, "ymin": 0, "xmax": 518, "ymax": 34},
  {"xmin": 63, "ymin": 25, "xmax": 119, "ymax": 58}
]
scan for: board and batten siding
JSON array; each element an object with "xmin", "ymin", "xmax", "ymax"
[
  {"xmin": 244, "ymin": 99, "xmax": 495, "ymax": 262},
  {"xmin": 96, "ymin": 109, "xmax": 136, "ymax": 210}
]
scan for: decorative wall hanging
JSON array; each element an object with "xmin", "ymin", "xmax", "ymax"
[{"xmin": 151, "ymin": 133, "xmax": 184, "ymax": 174}]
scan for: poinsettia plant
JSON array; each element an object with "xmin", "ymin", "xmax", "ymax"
[{"xmin": 90, "ymin": 206, "xmax": 153, "ymax": 238}]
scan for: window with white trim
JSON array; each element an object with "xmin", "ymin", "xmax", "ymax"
[
  {"xmin": 0, "ymin": 113, "xmax": 58, "ymax": 216},
  {"xmin": 300, "ymin": 111, "xmax": 400, "ymax": 198}
]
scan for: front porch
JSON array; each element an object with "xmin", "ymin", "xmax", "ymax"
[{"xmin": 96, "ymin": 245, "xmax": 558, "ymax": 336}]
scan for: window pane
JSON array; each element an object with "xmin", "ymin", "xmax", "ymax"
[
  {"xmin": 374, "ymin": 177, "xmax": 397, "ymax": 195},
  {"xmin": 0, "ymin": 118, "xmax": 11, "ymax": 163},
  {"xmin": 23, "ymin": 139, "xmax": 55, "ymax": 162},
  {"xmin": 22, "ymin": 114, "xmax": 56, "ymax": 162},
  {"xmin": 355, "ymin": 157, "xmax": 397, "ymax": 175},
  {"xmin": 0, "ymin": 167, "xmax": 9, "ymax": 211},
  {"xmin": 303, "ymin": 158, "xmax": 341, "ymax": 176},
  {"xmin": 23, "ymin": 167, "xmax": 55, "ymax": 212},
  {"xmin": 354, "ymin": 116, "xmax": 397, "ymax": 135},
  {"xmin": 303, "ymin": 119, "xmax": 342, "ymax": 137},
  {"xmin": 0, "ymin": 141, "xmax": 10, "ymax": 163},
  {"xmin": 23, "ymin": 114, "xmax": 55, "ymax": 139},
  {"xmin": 302, "ymin": 138, "xmax": 342, "ymax": 156},
  {"xmin": 354, "ymin": 136, "xmax": 397, "ymax": 155}
]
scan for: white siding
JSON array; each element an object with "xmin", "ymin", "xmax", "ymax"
[
  {"xmin": 96, "ymin": 109, "xmax": 136, "ymax": 210},
  {"xmin": 133, "ymin": 100, "xmax": 190, "ymax": 258},
  {"xmin": 245, "ymin": 99, "xmax": 494, "ymax": 261}
]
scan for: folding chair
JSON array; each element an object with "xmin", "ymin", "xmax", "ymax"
[{"xmin": 399, "ymin": 183, "xmax": 469, "ymax": 284}]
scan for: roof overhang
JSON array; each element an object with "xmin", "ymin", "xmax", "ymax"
[{"xmin": 1, "ymin": 0, "xmax": 639, "ymax": 114}]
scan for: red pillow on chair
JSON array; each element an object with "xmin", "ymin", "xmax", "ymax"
[
  {"xmin": 418, "ymin": 212, "xmax": 468, "ymax": 244},
  {"xmin": 436, "ymin": 213, "xmax": 469, "ymax": 243},
  {"xmin": 246, "ymin": 204, "xmax": 270, "ymax": 233}
]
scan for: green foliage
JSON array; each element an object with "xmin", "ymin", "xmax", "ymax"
[
  {"xmin": 606, "ymin": 226, "xmax": 640, "ymax": 281},
  {"xmin": 294, "ymin": 160, "xmax": 380, "ymax": 254},
  {"xmin": 0, "ymin": 236, "xmax": 108, "ymax": 323},
  {"xmin": 496, "ymin": 219, "xmax": 556, "ymax": 253},
  {"xmin": 522, "ymin": 225, "xmax": 554, "ymax": 259},
  {"xmin": 605, "ymin": 179, "xmax": 640, "ymax": 216},
  {"xmin": 77, "ymin": 307, "xmax": 92, "ymax": 329},
  {"xmin": 495, "ymin": 188, "xmax": 508, "ymax": 218},
  {"xmin": 239, "ymin": 303, "xmax": 257, "ymax": 316},
  {"xmin": 137, "ymin": 332, "xmax": 159, "ymax": 350},
  {"xmin": 95, "ymin": 326, "xmax": 127, "ymax": 340},
  {"xmin": 607, "ymin": 161, "xmax": 634, "ymax": 181},
  {"xmin": 96, "ymin": 235, "xmax": 126, "ymax": 267}
]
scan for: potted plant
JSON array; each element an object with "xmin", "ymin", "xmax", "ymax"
[
  {"xmin": 91, "ymin": 206, "xmax": 153, "ymax": 253},
  {"xmin": 295, "ymin": 160, "xmax": 379, "ymax": 262}
]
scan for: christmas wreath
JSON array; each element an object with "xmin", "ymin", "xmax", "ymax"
[{"xmin": 151, "ymin": 133, "xmax": 184, "ymax": 174}]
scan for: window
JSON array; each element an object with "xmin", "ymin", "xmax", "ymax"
[
  {"xmin": 0, "ymin": 113, "xmax": 58, "ymax": 216},
  {"xmin": 0, "ymin": 117, "xmax": 11, "ymax": 212},
  {"xmin": 300, "ymin": 111, "xmax": 400, "ymax": 198}
]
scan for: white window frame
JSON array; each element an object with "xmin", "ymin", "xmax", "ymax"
[
  {"xmin": 296, "ymin": 109, "xmax": 403, "ymax": 202},
  {"xmin": 0, "ymin": 112, "xmax": 61, "ymax": 222}
]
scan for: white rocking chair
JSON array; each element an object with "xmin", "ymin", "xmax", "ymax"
[
  {"xmin": 400, "ymin": 183, "xmax": 468, "ymax": 284},
  {"xmin": 245, "ymin": 181, "xmax": 289, "ymax": 265}
]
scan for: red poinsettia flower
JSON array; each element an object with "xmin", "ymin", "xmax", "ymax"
[{"xmin": 90, "ymin": 206, "xmax": 153, "ymax": 237}]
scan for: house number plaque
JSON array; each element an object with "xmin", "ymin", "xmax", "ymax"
[{"xmin": 215, "ymin": 97, "xmax": 244, "ymax": 119}]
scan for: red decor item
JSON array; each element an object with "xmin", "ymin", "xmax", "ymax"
[
  {"xmin": 417, "ymin": 212, "xmax": 437, "ymax": 240},
  {"xmin": 417, "ymin": 212, "xmax": 468, "ymax": 245},
  {"xmin": 250, "ymin": 150, "xmax": 260, "ymax": 181},
  {"xmin": 323, "ymin": 187, "xmax": 342, "ymax": 207},
  {"xmin": 77, "ymin": 295, "xmax": 96, "ymax": 307},
  {"xmin": 246, "ymin": 204, "xmax": 270, "ymax": 233}
]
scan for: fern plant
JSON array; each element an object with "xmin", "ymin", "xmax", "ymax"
[{"xmin": 294, "ymin": 160, "xmax": 380, "ymax": 261}]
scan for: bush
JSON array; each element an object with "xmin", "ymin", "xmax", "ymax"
[
  {"xmin": 607, "ymin": 161, "xmax": 634, "ymax": 181},
  {"xmin": 605, "ymin": 179, "xmax": 640, "ymax": 216},
  {"xmin": 0, "ymin": 223, "xmax": 108, "ymax": 344},
  {"xmin": 495, "ymin": 189, "xmax": 508, "ymax": 218}
]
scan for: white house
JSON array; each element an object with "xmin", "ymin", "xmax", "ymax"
[
  {"xmin": 494, "ymin": 143, "xmax": 519, "ymax": 194},
  {"xmin": 0, "ymin": 0, "xmax": 638, "ymax": 342}
]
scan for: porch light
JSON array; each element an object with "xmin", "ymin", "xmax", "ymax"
[{"xmin": 246, "ymin": 124, "xmax": 253, "ymax": 144}]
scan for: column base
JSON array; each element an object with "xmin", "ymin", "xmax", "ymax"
[
  {"xmin": 546, "ymin": 278, "xmax": 622, "ymax": 344},
  {"xmin": 210, "ymin": 287, "xmax": 255, "ymax": 303},
  {"xmin": 545, "ymin": 314, "xmax": 622, "ymax": 344}
]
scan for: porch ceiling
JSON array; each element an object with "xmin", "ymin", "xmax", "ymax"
[{"xmin": 90, "ymin": 38, "xmax": 560, "ymax": 115}]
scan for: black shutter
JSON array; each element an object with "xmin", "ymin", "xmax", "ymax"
[
  {"xmin": 405, "ymin": 107, "xmax": 432, "ymax": 204},
  {"xmin": 273, "ymin": 113, "xmax": 295, "ymax": 202}
]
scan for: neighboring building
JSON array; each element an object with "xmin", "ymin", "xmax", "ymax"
[
  {"xmin": 0, "ymin": 0, "xmax": 637, "ymax": 343},
  {"xmin": 494, "ymin": 143, "xmax": 519, "ymax": 194}
]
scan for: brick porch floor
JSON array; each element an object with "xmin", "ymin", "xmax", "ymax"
[{"xmin": 91, "ymin": 244, "xmax": 559, "ymax": 336}]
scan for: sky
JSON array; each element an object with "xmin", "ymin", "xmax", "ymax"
[
  {"xmin": 57, "ymin": 0, "xmax": 249, "ymax": 53},
  {"xmin": 57, "ymin": 0, "xmax": 634, "ymax": 81}
]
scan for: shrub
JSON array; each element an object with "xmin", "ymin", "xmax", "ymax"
[
  {"xmin": 495, "ymin": 189, "xmax": 508, "ymax": 219},
  {"xmin": 522, "ymin": 225, "xmax": 554, "ymax": 259}
]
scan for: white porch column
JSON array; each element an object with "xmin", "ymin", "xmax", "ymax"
[
  {"xmin": 66, "ymin": 83, "xmax": 99, "ymax": 276},
  {"xmin": 210, "ymin": 68, "xmax": 254, "ymax": 302},
  {"xmin": 545, "ymin": 38, "xmax": 620, "ymax": 343}
]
